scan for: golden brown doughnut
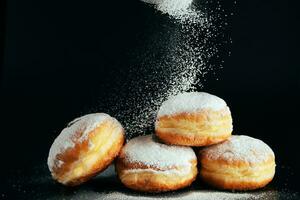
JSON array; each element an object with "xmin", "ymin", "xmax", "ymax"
[
  {"xmin": 155, "ymin": 92, "xmax": 232, "ymax": 146},
  {"xmin": 47, "ymin": 113, "xmax": 125, "ymax": 186},
  {"xmin": 199, "ymin": 135, "xmax": 276, "ymax": 190},
  {"xmin": 116, "ymin": 135, "xmax": 197, "ymax": 192}
]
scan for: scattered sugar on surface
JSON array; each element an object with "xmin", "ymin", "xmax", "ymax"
[
  {"xmin": 47, "ymin": 113, "xmax": 111, "ymax": 170},
  {"xmin": 201, "ymin": 135, "xmax": 275, "ymax": 163},
  {"xmin": 157, "ymin": 92, "xmax": 227, "ymax": 117},
  {"xmin": 100, "ymin": 190, "xmax": 280, "ymax": 200},
  {"xmin": 122, "ymin": 135, "xmax": 196, "ymax": 169}
]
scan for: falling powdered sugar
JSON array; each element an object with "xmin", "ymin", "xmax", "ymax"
[
  {"xmin": 141, "ymin": 0, "xmax": 212, "ymax": 24},
  {"xmin": 141, "ymin": 0, "xmax": 193, "ymax": 18},
  {"xmin": 100, "ymin": 0, "xmax": 231, "ymax": 138},
  {"xmin": 201, "ymin": 135, "xmax": 275, "ymax": 164}
]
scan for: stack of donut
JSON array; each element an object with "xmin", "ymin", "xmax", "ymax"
[{"xmin": 48, "ymin": 92, "xmax": 276, "ymax": 192}]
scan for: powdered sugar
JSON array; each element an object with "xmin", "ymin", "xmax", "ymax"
[
  {"xmin": 201, "ymin": 135, "xmax": 275, "ymax": 164},
  {"xmin": 47, "ymin": 113, "xmax": 112, "ymax": 170},
  {"xmin": 122, "ymin": 135, "xmax": 196, "ymax": 170},
  {"xmin": 123, "ymin": 168, "xmax": 191, "ymax": 176},
  {"xmin": 104, "ymin": 0, "xmax": 231, "ymax": 139},
  {"xmin": 100, "ymin": 190, "xmax": 280, "ymax": 200},
  {"xmin": 157, "ymin": 92, "xmax": 227, "ymax": 117},
  {"xmin": 141, "ymin": 0, "xmax": 193, "ymax": 18}
]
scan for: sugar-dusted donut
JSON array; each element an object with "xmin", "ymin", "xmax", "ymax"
[
  {"xmin": 48, "ymin": 113, "xmax": 125, "ymax": 186},
  {"xmin": 116, "ymin": 135, "xmax": 197, "ymax": 192},
  {"xmin": 199, "ymin": 135, "xmax": 276, "ymax": 190},
  {"xmin": 155, "ymin": 92, "xmax": 232, "ymax": 146}
]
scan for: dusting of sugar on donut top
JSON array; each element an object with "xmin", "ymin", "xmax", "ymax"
[
  {"xmin": 47, "ymin": 113, "xmax": 113, "ymax": 170},
  {"xmin": 157, "ymin": 92, "xmax": 227, "ymax": 117},
  {"xmin": 122, "ymin": 135, "xmax": 196, "ymax": 169},
  {"xmin": 201, "ymin": 135, "xmax": 275, "ymax": 164}
]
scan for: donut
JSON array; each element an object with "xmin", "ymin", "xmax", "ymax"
[
  {"xmin": 116, "ymin": 135, "xmax": 197, "ymax": 192},
  {"xmin": 199, "ymin": 135, "xmax": 276, "ymax": 190},
  {"xmin": 155, "ymin": 92, "xmax": 232, "ymax": 146},
  {"xmin": 47, "ymin": 113, "xmax": 125, "ymax": 186}
]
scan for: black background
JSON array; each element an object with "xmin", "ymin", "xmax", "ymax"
[{"xmin": 0, "ymin": 0, "xmax": 299, "ymax": 198}]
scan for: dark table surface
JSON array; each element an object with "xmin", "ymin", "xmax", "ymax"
[{"xmin": 2, "ymin": 164, "xmax": 299, "ymax": 200}]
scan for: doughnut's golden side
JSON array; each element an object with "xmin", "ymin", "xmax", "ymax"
[
  {"xmin": 199, "ymin": 156, "xmax": 276, "ymax": 190},
  {"xmin": 51, "ymin": 120, "xmax": 125, "ymax": 186},
  {"xmin": 116, "ymin": 158, "xmax": 198, "ymax": 192},
  {"xmin": 155, "ymin": 108, "xmax": 232, "ymax": 146}
]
